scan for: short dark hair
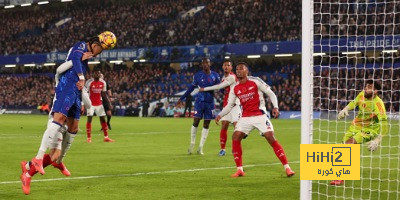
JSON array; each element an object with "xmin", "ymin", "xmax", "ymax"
[
  {"xmin": 86, "ymin": 36, "xmax": 101, "ymax": 45},
  {"xmin": 236, "ymin": 62, "xmax": 249, "ymax": 69},
  {"xmin": 366, "ymin": 80, "xmax": 381, "ymax": 90},
  {"xmin": 202, "ymin": 57, "xmax": 211, "ymax": 62},
  {"xmin": 223, "ymin": 59, "xmax": 232, "ymax": 64}
]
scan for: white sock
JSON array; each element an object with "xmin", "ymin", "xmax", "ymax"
[
  {"xmin": 199, "ymin": 128, "xmax": 209, "ymax": 148},
  {"xmin": 35, "ymin": 122, "xmax": 61, "ymax": 159},
  {"xmin": 57, "ymin": 130, "xmax": 76, "ymax": 164},
  {"xmin": 284, "ymin": 164, "xmax": 290, "ymax": 169},
  {"xmin": 190, "ymin": 126, "xmax": 198, "ymax": 145},
  {"xmin": 237, "ymin": 166, "xmax": 244, "ymax": 171}
]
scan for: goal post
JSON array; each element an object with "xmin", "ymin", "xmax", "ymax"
[{"xmin": 301, "ymin": 0, "xmax": 313, "ymax": 200}]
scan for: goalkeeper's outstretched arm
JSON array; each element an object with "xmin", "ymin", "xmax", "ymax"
[{"xmin": 338, "ymin": 92, "xmax": 363, "ymax": 119}]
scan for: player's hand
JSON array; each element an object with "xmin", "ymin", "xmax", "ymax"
[
  {"xmin": 80, "ymin": 106, "xmax": 85, "ymax": 115},
  {"xmin": 76, "ymin": 80, "xmax": 85, "ymax": 90},
  {"xmin": 337, "ymin": 107, "xmax": 349, "ymax": 120},
  {"xmin": 81, "ymin": 52, "xmax": 93, "ymax": 61},
  {"xmin": 272, "ymin": 108, "xmax": 280, "ymax": 119},
  {"xmin": 109, "ymin": 104, "xmax": 113, "ymax": 110},
  {"xmin": 215, "ymin": 115, "xmax": 221, "ymax": 125},
  {"xmin": 367, "ymin": 140, "xmax": 379, "ymax": 152},
  {"xmin": 199, "ymin": 88, "xmax": 205, "ymax": 92}
]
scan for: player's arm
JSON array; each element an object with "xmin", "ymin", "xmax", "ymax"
[
  {"xmin": 201, "ymin": 76, "xmax": 234, "ymax": 91},
  {"xmin": 216, "ymin": 89, "xmax": 237, "ymax": 124},
  {"xmin": 81, "ymin": 87, "xmax": 92, "ymax": 109},
  {"xmin": 256, "ymin": 80, "xmax": 279, "ymax": 118},
  {"xmin": 337, "ymin": 92, "xmax": 363, "ymax": 119},
  {"xmin": 101, "ymin": 80, "xmax": 112, "ymax": 108},
  {"xmin": 70, "ymin": 49, "xmax": 86, "ymax": 90},
  {"xmin": 178, "ymin": 75, "xmax": 198, "ymax": 104},
  {"xmin": 367, "ymin": 100, "xmax": 388, "ymax": 151},
  {"xmin": 55, "ymin": 61, "xmax": 73, "ymax": 86}
]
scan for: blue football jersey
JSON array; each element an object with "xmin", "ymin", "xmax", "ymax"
[
  {"xmin": 180, "ymin": 70, "xmax": 220, "ymax": 103},
  {"xmin": 57, "ymin": 41, "xmax": 88, "ymax": 94}
]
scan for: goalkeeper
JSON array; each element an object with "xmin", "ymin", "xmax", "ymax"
[
  {"xmin": 331, "ymin": 80, "xmax": 388, "ymax": 186},
  {"xmin": 337, "ymin": 80, "xmax": 388, "ymax": 149}
]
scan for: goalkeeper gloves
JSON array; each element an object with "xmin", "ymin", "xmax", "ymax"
[
  {"xmin": 367, "ymin": 135, "xmax": 382, "ymax": 152},
  {"xmin": 337, "ymin": 106, "xmax": 349, "ymax": 119}
]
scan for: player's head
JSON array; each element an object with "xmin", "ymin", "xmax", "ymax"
[
  {"xmin": 222, "ymin": 59, "xmax": 233, "ymax": 73},
  {"xmin": 236, "ymin": 62, "xmax": 249, "ymax": 79},
  {"xmin": 93, "ymin": 68, "xmax": 101, "ymax": 80},
  {"xmin": 86, "ymin": 36, "xmax": 103, "ymax": 57},
  {"xmin": 201, "ymin": 58, "xmax": 211, "ymax": 71},
  {"xmin": 364, "ymin": 80, "xmax": 381, "ymax": 99}
]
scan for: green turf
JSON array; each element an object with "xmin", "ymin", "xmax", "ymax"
[
  {"xmin": 0, "ymin": 115, "xmax": 300, "ymax": 199},
  {"xmin": 312, "ymin": 120, "xmax": 400, "ymax": 200}
]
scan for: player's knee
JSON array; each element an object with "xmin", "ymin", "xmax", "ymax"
[
  {"xmin": 192, "ymin": 119, "xmax": 200, "ymax": 127},
  {"xmin": 232, "ymin": 131, "xmax": 244, "ymax": 140},
  {"xmin": 263, "ymin": 131, "xmax": 276, "ymax": 144},
  {"xmin": 345, "ymin": 137, "xmax": 357, "ymax": 144}
]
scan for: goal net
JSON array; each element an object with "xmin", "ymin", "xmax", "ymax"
[{"xmin": 302, "ymin": 0, "xmax": 400, "ymax": 199}]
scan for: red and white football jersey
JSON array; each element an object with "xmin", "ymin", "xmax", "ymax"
[
  {"xmin": 221, "ymin": 72, "xmax": 239, "ymax": 107},
  {"xmin": 85, "ymin": 78, "xmax": 107, "ymax": 106},
  {"xmin": 233, "ymin": 76, "xmax": 277, "ymax": 117}
]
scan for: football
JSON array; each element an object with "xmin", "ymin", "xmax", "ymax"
[{"xmin": 98, "ymin": 31, "xmax": 117, "ymax": 50}]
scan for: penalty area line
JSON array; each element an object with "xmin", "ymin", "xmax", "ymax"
[{"xmin": 0, "ymin": 161, "xmax": 299, "ymax": 185}]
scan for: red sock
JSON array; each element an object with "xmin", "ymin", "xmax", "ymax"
[
  {"xmin": 42, "ymin": 154, "xmax": 53, "ymax": 168},
  {"xmin": 232, "ymin": 140, "xmax": 243, "ymax": 167},
  {"xmin": 101, "ymin": 122, "xmax": 108, "ymax": 137},
  {"xmin": 28, "ymin": 154, "xmax": 53, "ymax": 176},
  {"xmin": 86, "ymin": 122, "xmax": 91, "ymax": 138},
  {"xmin": 271, "ymin": 141, "xmax": 288, "ymax": 165},
  {"xmin": 220, "ymin": 129, "xmax": 228, "ymax": 149}
]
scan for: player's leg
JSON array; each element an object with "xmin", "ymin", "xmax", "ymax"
[
  {"xmin": 97, "ymin": 105, "xmax": 114, "ymax": 142},
  {"xmin": 106, "ymin": 110, "xmax": 112, "ymax": 130},
  {"xmin": 230, "ymin": 116, "xmax": 254, "ymax": 177},
  {"xmin": 52, "ymin": 125, "xmax": 73, "ymax": 176},
  {"xmin": 258, "ymin": 116, "xmax": 295, "ymax": 177},
  {"xmin": 198, "ymin": 102, "xmax": 215, "ymax": 155},
  {"xmin": 231, "ymin": 130, "xmax": 246, "ymax": 177},
  {"xmin": 86, "ymin": 106, "xmax": 94, "ymax": 143},
  {"xmin": 188, "ymin": 117, "xmax": 201, "ymax": 154},
  {"xmin": 188, "ymin": 102, "xmax": 202, "ymax": 154},
  {"xmin": 197, "ymin": 119, "xmax": 211, "ymax": 155},
  {"xmin": 20, "ymin": 113, "xmax": 66, "ymax": 195},
  {"xmin": 218, "ymin": 120, "xmax": 230, "ymax": 156}
]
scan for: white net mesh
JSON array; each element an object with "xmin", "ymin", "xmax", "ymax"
[{"xmin": 313, "ymin": 0, "xmax": 400, "ymax": 199}]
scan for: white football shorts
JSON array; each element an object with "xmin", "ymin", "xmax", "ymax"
[
  {"xmin": 234, "ymin": 114, "xmax": 274, "ymax": 135},
  {"xmin": 221, "ymin": 104, "xmax": 241, "ymax": 123},
  {"xmin": 87, "ymin": 105, "xmax": 106, "ymax": 117}
]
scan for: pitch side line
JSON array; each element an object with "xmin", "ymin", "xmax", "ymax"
[{"xmin": 0, "ymin": 161, "xmax": 300, "ymax": 185}]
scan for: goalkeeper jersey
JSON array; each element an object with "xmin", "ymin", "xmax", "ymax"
[{"xmin": 347, "ymin": 91, "xmax": 388, "ymax": 133}]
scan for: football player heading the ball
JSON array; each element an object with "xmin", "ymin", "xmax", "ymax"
[{"xmin": 20, "ymin": 31, "xmax": 116, "ymax": 195}]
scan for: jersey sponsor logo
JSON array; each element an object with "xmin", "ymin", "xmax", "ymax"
[{"xmin": 248, "ymin": 86, "xmax": 254, "ymax": 90}]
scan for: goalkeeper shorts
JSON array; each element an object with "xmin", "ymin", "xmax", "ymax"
[{"xmin": 343, "ymin": 125, "xmax": 378, "ymax": 144}]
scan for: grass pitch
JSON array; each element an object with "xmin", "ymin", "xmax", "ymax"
[{"xmin": 0, "ymin": 115, "xmax": 300, "ymax": 199}]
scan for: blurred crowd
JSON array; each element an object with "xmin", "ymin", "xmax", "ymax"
[
  {"xmin": 0, "ymin": 62, "xmax": 303, "ymax": 114},
  {"xmin": 0, "ymin": 0, "xmax": 301, "ymax": 55},
  {"xmin": 314, "ymin": 67, "xmax": 400, "ymax": 113},
  {"xmin": 2, "ymin": 60, "xmax": 400, "ymax": 115},
  {"xmin": 315, "ymin": 0, "xmax": 400, "ymax": 39}
]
